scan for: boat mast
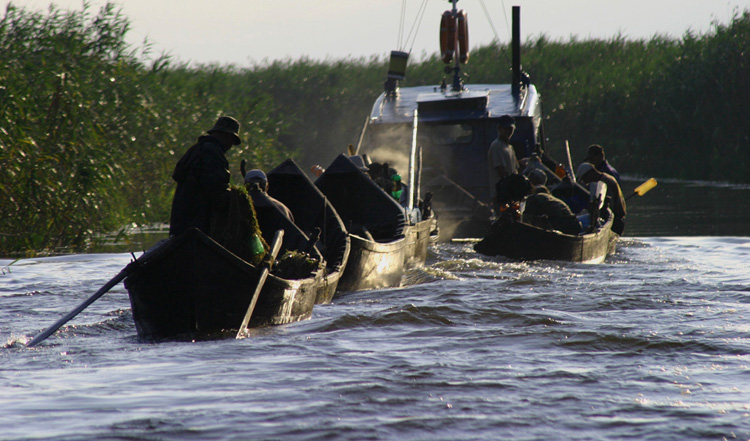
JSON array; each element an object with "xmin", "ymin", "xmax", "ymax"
[
  {"xmin": 448, "ymin": 0, "xmax": 463, "ymax": 92},
  {"xmin": 511, "ymin": 6, "xmax": 522, "ymax": 102}
]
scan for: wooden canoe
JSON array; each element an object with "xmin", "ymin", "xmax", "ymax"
[
  {"xmin": 315, "ymin": 154, "xmax": 407, "ymax": 292},
  {"xmin": 474, "ymin": 208, "xmax": 618, "ymax": 263},
  {"xmin": 125, "ymin": 189, "xmax": 326, "ymax": 340},
  {"xmin": 267, "ymin": 158, "xmax": 351, "ymax": 304}
]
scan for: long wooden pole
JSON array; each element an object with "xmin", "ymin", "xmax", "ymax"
[
  {"xmin": 236, "ymin": 230, "xmax": 284, "ymax": 339},
  {"xmin": 26, "ymin": 240, "xmax": 167, "ymax": 348},
  {"xmin": 408, "ymin": 109, "xmax": 418, "ymax": 212},
  {"xmin": 564, "ymin": 140, "xmax": 576, "ymax": 181}
]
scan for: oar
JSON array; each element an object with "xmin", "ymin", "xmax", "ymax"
[
  {"xmin": 27, "ymin": 260, "xmax": 140, "ymax": 348},
  {"xmin": 236, "ymin": 229, "xmax": 284, "ymax": 339},
  {"xmin": 625, "ymin": 178, "xmax": 658, "ymax": 200},
  {"xmin": 439, "ymin": 174, "xmax": 487, "ymax": 207},
  {"xmin": 564, "ymin": 140, "xmax": 576, "ymax": 181},
  {"xmin": 26, "ymin": 240, "xmax": 169, "ymax": 348}
]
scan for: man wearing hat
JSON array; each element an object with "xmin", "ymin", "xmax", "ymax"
[
  {"xmin": 487, "ymin": 115, "xmax": 520, "ymax": 212},
  {"xmin": 576, "ymin": 161, "xmax": 626, "ymax": 235},
  {"xmin": 169, "ymin": 116, "xmax": 242, "ymax": 237}
]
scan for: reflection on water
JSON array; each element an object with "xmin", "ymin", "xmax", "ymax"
[
  {"xmin": 86, "ymin": 179, "xmax": 750, "ymax": 257},
  {"xmin": 89, "ymin": 223, "xmax": 169, "ymax": 254},
  {"xmin": 621, "ymin": 178, "xmax": 750, "ymax": 236}
]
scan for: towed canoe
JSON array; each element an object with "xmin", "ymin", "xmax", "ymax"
[
  {"xmin": 403, "ymin": 211, "xmax": 438, "ymax": 268},
  {"xmin": 316, "ymin": 154, "xmax": 407, "ymax": 292},
  {"xmin": 267, "ymin": 158, "xmax": 351, "ymax": 304}
]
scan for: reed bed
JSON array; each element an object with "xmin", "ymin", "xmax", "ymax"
[{"xmin": 1, "ymin": 2, "xmax": 747, "ymax": 255}]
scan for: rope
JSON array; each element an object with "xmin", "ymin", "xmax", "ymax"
[
  {"xmin": 209, "ymin": 186, "xmax": 268, "ymax": 265},
  {"xmin": 398, "ymin": 0, "xmax": 407, "ymax": 49},
  {"xmin": 404, "ymin": 0, "xmax": 430, "ymax": 54},
  {"xmin": 479, "ymin": 0, "xmax": 509, "ymax": 45}
]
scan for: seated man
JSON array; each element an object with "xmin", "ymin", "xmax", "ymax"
[
  {"xmin": 576, "ymin": 162, "xmax": 626, "ymax": 235},
  {"xmin": 522, "ymin": 178, "xmax": 582, "ymax": 235},
  {"xmin": 497, "ymin": 174, "xmax": 581, "ymax": 235},
  {"xmin": 244, "ymin": 169, "xmax": 294, "ymax": 222}
]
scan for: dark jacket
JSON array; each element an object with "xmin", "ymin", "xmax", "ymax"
[
  {"xmin": 169, "ymin": 135, "xmax": 230, "ymax": 236},
  {"xmin": 523, "ymin": 190, "xmax": 581, "ymax": 235},
  {"xmin": 598, "ymin": 172, "xmax": 626, "ymax": 235},
  {"xmin": 595, "ymin": 159, "xmax": 620, "ymax": 182}
]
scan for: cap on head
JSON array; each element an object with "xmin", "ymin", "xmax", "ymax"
[
  {"xmin": 244, "ymin": 169, "xmax": 267, "ymax": 184},
  {"xmin": 207, "ymin": 116, "xmax": 241, "ymax": 146},
  {"xmin": 576, "ymin": 162, "xmax": 595, "ymax": 178},
  {"xmin": 348, "ymin": 155, "xmax": 369, "ymax": 172},
  {"xmin": 497, "ymin": 115, "xmax": 516, "ymax": 129},
  {"xmin": 528, "ymin": 169, "xmax": 547, "ymax": 186}
]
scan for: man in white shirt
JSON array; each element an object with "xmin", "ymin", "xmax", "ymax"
[{"xmin": 487, "ymin": 115, "xmax": 519, "ymax": 212}]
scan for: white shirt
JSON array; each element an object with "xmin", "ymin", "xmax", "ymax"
[{"xmin": 487, "ymin": 137, "xmax": 518, "ymax": 199}]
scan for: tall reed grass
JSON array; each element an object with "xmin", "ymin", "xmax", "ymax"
[
  {"xmin": 1, "ymin": 3, "xmax": 747, "ymax": 255},
  {"xmin": 0, "ymin": 3, "xmax": 288, "ymax": 255}
]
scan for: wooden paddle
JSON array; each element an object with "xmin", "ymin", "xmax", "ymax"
[
  {"xmin": 439, "ymin": 174, "xmax": 488, "ymax": 207},
  {"xmin": 25, "ymin": 240, "xmax": 168, "ymax": 348},
  {"xmin": 625, "ymin": 178, "xmax": 658, "ymax": 200},
  {"xmin": 236, "ymin": 229, "xmax": 284, "ymax": 339},
  {"xmin": 564, "ymin": 140, "xmax": 576, "ymax": 181}
]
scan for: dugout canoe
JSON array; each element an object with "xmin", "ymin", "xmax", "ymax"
[
  {"xmin": 124, "ymin": 191, "xmax": 325, "ymax": 340},
  {"xmin": 267, "ymin": 158, "xmax": 351, "ymax": 304},
  {"xmin": 403, "ymin": 212, "xmax": 439, "ymax": 268},
  {"xmin": 473, "ymin": 207, "xmax": 618, "ymax": 264},
  {"xmin": 315, "ymin": 154, "xmax": 407, "ymax": 292}
]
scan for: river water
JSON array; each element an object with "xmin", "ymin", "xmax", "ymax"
[{"xmin": 1, "ymin": 180, "xmax": 749, "ymax": 441}]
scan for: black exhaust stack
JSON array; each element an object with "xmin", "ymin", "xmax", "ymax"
[{"xmin": 511, "ymin": 6, "xmax": 522, "ymax": 101}]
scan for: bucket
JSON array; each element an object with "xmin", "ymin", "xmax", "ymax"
[{"xmin": 387, "ymin": 51, "xmax": 409, "ymax": 80}]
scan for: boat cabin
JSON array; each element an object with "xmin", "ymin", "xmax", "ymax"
[
  {"xmin": 356, "ymin": 5, "xmax": 546, "ymax": 239},
  {"xmin": 359, "ymin": 81, "xmax": 545, "ymax": 239}
]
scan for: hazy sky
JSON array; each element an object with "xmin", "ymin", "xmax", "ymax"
[{"xmin": 14, "ymin": 0, "xmax": 750, "ymax": 66}]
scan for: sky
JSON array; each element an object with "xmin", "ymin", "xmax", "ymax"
[{"xmin": 13, "ymin": 0, "xmax": 750, "ymax": 66}]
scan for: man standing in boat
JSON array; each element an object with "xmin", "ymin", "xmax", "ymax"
[
  {"xmin": 169, "ymin": 116, "xmax": 241, "ymax": 237},
  {"xmin": 487, "ymin": 115, "xmax": 521, "ymax": 213}
]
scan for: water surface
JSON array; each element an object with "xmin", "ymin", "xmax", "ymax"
[{"xmin": 1, "ymin": 180, "xmax": 749, "ymax": 440}]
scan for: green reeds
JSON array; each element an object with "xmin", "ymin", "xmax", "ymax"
[
  {"xmin": 1, "ymin": 2, "xmax": 747, "ymax": 255},
  {"xmin": 0, "ymin": 3, "xmax": 289, "ymax": 255}
]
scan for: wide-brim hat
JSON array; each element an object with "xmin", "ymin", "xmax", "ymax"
[
  {"xmin": 207, "ymin": 116, "xmax": 241, "ymax": 145},
  {"xmin": 496, "ymin": 173, "xmax": 531, "ymax": 205},
  {"xmin": 528, "ymin": 169, "xmax": 547, "ymax": 186}
]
